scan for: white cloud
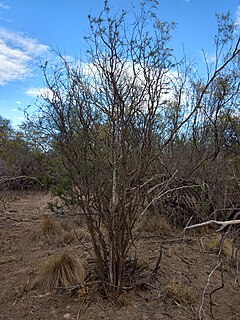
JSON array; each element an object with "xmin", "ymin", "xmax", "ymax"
[
  {"xmin": 203, "ymin": 52, "xmax": 216, "ymax": 64},
  {"xmin": 16, "ymin": 100, "xmax": 21, "ymax": 105},
  {"xmin": 0, "ymin": 28, "xmax": 48, "ymax": 54},
  {"xmin": 0, "ymin": 3, "xmax": 10, "ymax": 10},
  {"xmin": 0, "ymin": 17, "xmax": 12, "ymax": 23},
  {"xmin": 11, "ymin": 108, "xmax": 18, "ymax": 112},
  {"xmin": 0, "ymin": 28, "xmax": 48, "ymax": 85},
  {"xmin": 14, "ymin": 116, "xmax": 24, "ymax": 121},
  {"xmin": 235, "ymin": 5, "xmax": 240, "ymax": 29},
  {"xmin": 26, "ymin": 87, "xmax": 53, "ymax": 99}
]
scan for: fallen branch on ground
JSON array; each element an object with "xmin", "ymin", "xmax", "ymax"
[
  {"xmin": 0, "ymin": 175, "xmax": 44, "ymax": 186},
  {"xmin": 199, "ymin": 259, "xmax": 222, "ymax": 320},
  {"xmin": 184, "ymin": 217, "xmax": 240, "ymax": 232}
]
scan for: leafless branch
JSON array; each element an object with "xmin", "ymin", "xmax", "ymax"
[
  {"xmin": 184, "ymin": 218, "xmax": 240, "ymax": 232},
  {"xmin": 209, "ymin": 263, "xmax": 224, "ymax": 319},
  {"xmin": 141, "ymin": 180, "xmax": 202, "ymax": 217},
  {"xmin": 199, "ymin": 259, "xmax": 222, "ymax": 320}
]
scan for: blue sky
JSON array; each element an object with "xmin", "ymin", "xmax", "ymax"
[{"xmin": 0, "ymin": 0, "xmax": 239, "ymax": 127}]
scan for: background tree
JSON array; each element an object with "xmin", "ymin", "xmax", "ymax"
[{"xmin": 0, "ymin": 115, "xmax": 52, "ymax": 190}]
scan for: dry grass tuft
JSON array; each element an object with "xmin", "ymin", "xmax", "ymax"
[
  {"xmin": 139, "ymin": 214, "xmax": 172, "ymax": 235},
  {"xmin": 34, "ymin": 216, "xmax": 91, "ymax": 245},
  {"xmin": 166, "ymin": 278, "xmax": 196, "ymax": 305},
  {"xmin": 33, "ymin": 252, "xmax": 86, "ymax": 292},
  {"xmin": 14, "ymin": 284, "xmax": 27, "ymax": 298},
  {"xmin": 40, "ymin": 216, "xmax": 61, "ymax": 238},
  {"xmin": 37, "ymin": 216, "xmax": 78, "ymax": 244},
  {"xmin": 74, "ymin": 227, "xmax": 91, "ymax": 241},
  {"xmin": 115, "ymin": 292, "xmax": 129, "ymax": 307},
  {"xmin": 205, "ymin": 235, "xmax": 235, "ymax": 258}
]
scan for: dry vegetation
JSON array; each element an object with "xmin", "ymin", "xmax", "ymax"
[
  {"xmin": 32, "ymin": 252, "xmax": 86, "ymax": 292},
  {"xmin": 139, "ymin": 213, "xmax": 173, "ymax": 235},
  {"xmin": 166, "ymin": 278, "xmax": 196, "ymax": 305},
  {"xmin": 32, "ymin": 215, "xmax": 90, "ymax": 245},
  {"xmin": 1, "ymin": 192, "xmax": 240, "ymax": 320},
  {"xmin": 204, "ymin": 234, "xmax": 236, "ymax": 257},
  {"xmin": 0, "ymin": 1, "xmax": 239, "ymax": 319}
]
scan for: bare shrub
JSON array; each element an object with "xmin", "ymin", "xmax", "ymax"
[
  {"xmin": 32, "ymin": 252, "xmax": 86, "ymax": 292},
  {"xmin": 25, "ymin": 1, "xmax": 240, "ymax": 299}
]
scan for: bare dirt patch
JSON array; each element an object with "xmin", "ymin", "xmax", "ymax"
[{"xmin": 0, "ymin": 191, "xmax": 240, "ymax": 320}]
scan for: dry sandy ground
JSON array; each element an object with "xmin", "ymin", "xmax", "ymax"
[{"xmin": 0, "ymin": 191, "xmax": 240, "ymax": 320}]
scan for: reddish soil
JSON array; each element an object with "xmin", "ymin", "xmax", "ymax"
[{"xmin": 0, "ymin": 191, "xmax": 240, "ymax": 320}]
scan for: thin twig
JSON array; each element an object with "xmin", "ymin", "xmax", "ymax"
[
  {"xmin": 141, "ymin": 182, "xmax": 202, "ymax": 216},
  {"xmin": 151, "ymin": 236, "xmax": 195, "ymax": 244},
  {"xmin": 199, "ymin": 259, "xmax": 222, "ymax": 320},
  {"xmin": 209, "ymin": 263, "xmax": 224, "ymax": 319},
  {"xmin": 152, "ymin": 245, "xmax": 163, "ymax": 275},
  {"xmin": 226, "ymin": 312, "xmax": 240, "ymax": 320}
]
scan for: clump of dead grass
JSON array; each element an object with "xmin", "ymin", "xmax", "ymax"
[
  {"xmin": 139, "ymin": 213, "xmax": 172, "ymax": 235},
  {"xmin": 166, "ymin": 278, "xmax": 196, "ymax": 305},
  {"xmin": 36, "ymin": 216, "xmax": 78, "ymax": 244},
  {"xmin": 40, "ymin": 216, "xmax": 61, "ymax": 238},
  {"xmin": 205, "ymin": 235, "xmax": 236, "ymax": 258},
  {"xmin": 32, "ymin": 252, "xmax": 86, "ymax": 292},
  {"xmin": 74, "ymin": 227, "xmax": 91, "ymax": 241}
]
